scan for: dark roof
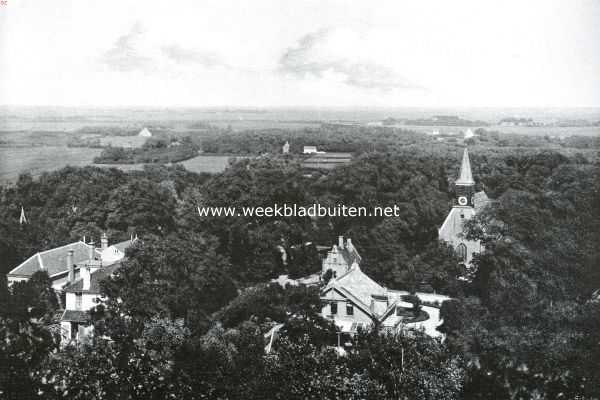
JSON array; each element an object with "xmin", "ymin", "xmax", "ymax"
[
  {"xmin": 8, "ymin": 241, "xmax": 95, "ymax": 277},
  {"xmin": 61, "ymin": 310, "xmax": 90, "ymax": 323},
  {"xmin": 63, "ymin": 263, "xmax": 121, "ymax": 294},
  {"xmin": 302, "ymin": 153, "xmax": 353, "ymax": 170}
]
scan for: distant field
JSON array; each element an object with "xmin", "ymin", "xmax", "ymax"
[
  {"xmin": 98, "ymin": 135, "xmax": 147, "ymax": 148},
  {"xmin": 0, "ymin": 148, "xmax": 237, "ymax": 184},
  {"xmin": 0, "ymin": 146, "xmax": 102, "ymax": 183},
  {"xmin": 179, "ymin": 155, "xmax": 241, "ymax": 173},
  {"xmin": 94, "ymin": 155, "xmax": 236, "ymax": 174},
  {"xmin": 210, "ymin": 120, "xmax": 321, "ymax": 131}
]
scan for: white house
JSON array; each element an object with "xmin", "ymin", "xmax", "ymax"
[
  {"xmin": 60, "ymin": 257, "xmax": 122, "ymax": 346},
  {"xmin": 7, "ymin": 234, "xmax": 134, "ymax": 292},
  {"xmin": 303, "ymin": 145, "xmax": 318, "ymax": 154},
  {"xmin": 138, "ymin": 127, "xmax": 153, "ymax": 137},
  {"xmin": 320, "ymin": 236, "xmax": 427, "ymax": 335}
]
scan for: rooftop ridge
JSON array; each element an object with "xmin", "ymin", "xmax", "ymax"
[{"xmin": 37, "ymin": 240, "xmax": 88, "ymax": 256}]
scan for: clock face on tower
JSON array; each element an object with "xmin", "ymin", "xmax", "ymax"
[{"xmin": 458, "ymin": 196, "xmax": 468, "ymax": 206}]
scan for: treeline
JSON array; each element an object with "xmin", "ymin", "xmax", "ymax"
[
  {"xmin": 1, "ymin": 140, "xmax": 600, "ymax": 398},
  {"xmin": 93, "ymin": 136, "xmax": 199, "ymax": 164},
  {"xmin": 200, "ymin": 125, "xmax": 431, "ymax": 155}
]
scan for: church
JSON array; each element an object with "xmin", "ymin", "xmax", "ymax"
[{"xmin": 438, "ymin": 148, "xmax": 489, "ymax": 266}]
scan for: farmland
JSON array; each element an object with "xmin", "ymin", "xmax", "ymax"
[
  {"xmin": 0, "ymin": 146, "xmax": 102, "ymax": 183},
  {"xmin": 0, "ymin": 145, "xmax": 236, "ymax": 184}
]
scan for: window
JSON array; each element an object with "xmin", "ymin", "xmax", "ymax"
[
  {"xmin": 333, "ymin": 271, "xmax": 337, "ymax": 278},
  {"xmin": 75, "ymin": 293, "xmax": 82, "ymax": 310},
  {"xmin": 330, "ymin": 302, "xmax": 338, "ymax": 315},
  {"xmin": 346, "ymin": 304, "xmax": 354, "ymax": 315},
  {"xmin": 456, "ymin": 243, "xmax": 467, "ymax": 262}
]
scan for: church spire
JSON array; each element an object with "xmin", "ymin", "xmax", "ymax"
[{"xmin": 455, "ymin": 148, "xmax": 475, "ymax": 186}]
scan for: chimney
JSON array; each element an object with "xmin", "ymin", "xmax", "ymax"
[
  {"xmin": 67, "ymin": 250, "xmax": 74, "ymax": 284},
  {"xmin": 101, "ymin": 232, "xmax": 108, "ymax": 251},
  {"xmin": 338, "ymin": 236, "xmax": 344, "ymax": 249},
  {"xmin": 82, "ymin": 266, "xmax": 91, "ymax": 291},
  {"xmin": 346, "ymin": 238, "xmax": 353, "ymax": 250},
  {"xmin": 88, "ymin": 241, "xmax": 95, "ymax": 261}
]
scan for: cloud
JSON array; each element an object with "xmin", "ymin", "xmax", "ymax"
[
  {"xmin": 161, "ymin": 45, "xmax": 226, "ymax": 68},
  {"xmin": 101, "ymin": 22, "xmax": 152, "ymax": 72},
  {"xmin": 279, "ymin": 28, "xmax": 418, "ymax": 91}
]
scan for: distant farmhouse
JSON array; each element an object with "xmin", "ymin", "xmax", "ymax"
[
  {"xmin": 138, "ymin": 127, "xmax": 153, "ymax": 137},
  {"xmin": 6, "ymin": 233, "xmax": 136, "ymax": 346},
  {"xmin": 303, "ymin": 145, "xmax": 318, "ymax": 154},
  {"xmin": 282, "ymin": 141, "xmax": 290, "ymax": 154},
  {"xmin": 438, "ymin": 148, "xmax": 489, "ymax": 266}
]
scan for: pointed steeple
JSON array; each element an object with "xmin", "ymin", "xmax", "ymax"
[
  {"xmin": 19, "ymin": 206, "xmax": 27, "ymax": 225},
  {"xmin": 455, "ymin": 148, "xmax": 474, "ymax": 186}
]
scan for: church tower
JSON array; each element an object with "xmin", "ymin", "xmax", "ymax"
[
  {"xmin": 454, "ymin": 148, "xmax": 475, "ymax": 208},
  {"xmin": 439, "ymin": 148, "xmax": 488, "ymax": 267}
]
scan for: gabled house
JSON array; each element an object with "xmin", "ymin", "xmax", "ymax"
[
  {"xmin": 7, "ymin": 234, "xmax": 133, "ymax": 291},
  {"xmin": 320, "ymin": 237, "xmax": 417, "ymax": 334},
  {"xmin": 60, "ymin": 259, "xmax": 121, "ymax": 346}
]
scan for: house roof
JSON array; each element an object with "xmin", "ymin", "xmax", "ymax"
[
  {"xmin": 455, "ymin": 148, "xmax": 475, "ymax": 186},
  {"xmin": 324, "ymin": 264, "xmax": 386, "ymax": 311},
  {"xmin": 8, "ymin": 238, "xmax": 135, "ymax": 279},
  {"xmin": 8, "ymin": 241, "xmax": 94, "ymax": 278},
  {"xmin": 61, "ymin": 310, "xmax": 90, "ymax": 323},
  {"xmin": 63, "ymin": 262, "xmax": 121, "ymax": 294},
  {"xmin": 112, "ymin": 239, "xmax": 134, "ymax": 253}
]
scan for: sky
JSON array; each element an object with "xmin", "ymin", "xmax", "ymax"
[{"xmin": 0, "ymin": 0, "xmax": 599, "ymax": 108}]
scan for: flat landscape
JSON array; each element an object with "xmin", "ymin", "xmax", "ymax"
[{"xmin": 0, "ymin": 146, "xmax": 102, "ymax": 183}]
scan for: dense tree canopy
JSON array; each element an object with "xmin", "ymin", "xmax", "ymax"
[{"xmin": 1, "ymin": 125, "xmax": 599, "ymax": 398}]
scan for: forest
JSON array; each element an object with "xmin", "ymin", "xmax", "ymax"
[{"xmin": 1, "ymin": 126, "xmax": 599, "ymax": 399}]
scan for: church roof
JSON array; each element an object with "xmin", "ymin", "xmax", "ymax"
[
  {"xmin": 438, "ymin": 206, "xmax": 477, "ymax": 243},
  {"xmin": 455, "ymin": 148, "xmax": 475, "ymax": 186}
]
